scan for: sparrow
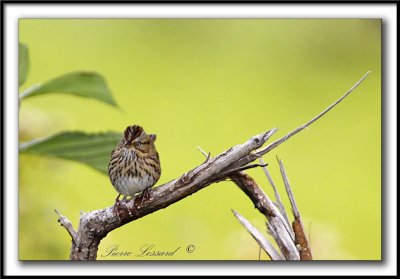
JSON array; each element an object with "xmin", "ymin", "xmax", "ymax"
[{"xmin": 108, "ymin": 125, "xmax": 161, "ymax": 204}]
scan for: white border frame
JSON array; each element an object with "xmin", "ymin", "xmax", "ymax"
[{"xmin": 4, "ymin": 3, "xmax": 397, "ymax": 276}]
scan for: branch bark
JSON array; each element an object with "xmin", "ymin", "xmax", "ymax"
[
  {"xmin": 278, "ymin": 157, "xmax": 313, "ymax": 260},
  {"xmin": 55, "ymin": 209, "xmax": 77, "ymax": 244},
  {"xmin": 56, "ymin": 71, "xmax": 370, "ymax": 260},
  {"xmin": 66, "ymin": 129, "xmax": 277, "ymax": 260},
  {"xmin": 231, "ymin": 158, "xmax": 313, "ymax": 260},
  {"xmin": 232, "ymin": 210, "xmax": 284, "ymax": 260},
  {"xmin": 259, "ymin": 158, "xmax": 291, "ymax": 228},
  {"xmin": 230, "ymin": 171, "xmax": 299, "ymax": 260}
]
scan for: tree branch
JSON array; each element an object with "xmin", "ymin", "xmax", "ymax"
[
  {"xmin": 277, "ymin": 157, "xmax": 313, "ymax": 260},
  {"xmin": 232, "ymin": 210, "xmax": 284, "ymax": 260},
  {"xmin": 55, "ymin": 209, "xmax": 77, "ymax": 244},
  {"xmin": 57, "ymin": 71, "xmax": 370, "ymax": 260},
  {"xmin": 67, "ymin": 129, "xmax": 277, "ymax": 260},
  {"xmin": 259, "ymin": 157, "xmax": 291, "ymax": 229},
  {"xmin": 230, "ymin": 172, "xmax": 299, "ymax": 260},
  {"xmin": 231, "ymin": 159, "xmax": 313, "ymax": 260},
  {"xmin": 232, "ymin": 71, "xmax": 371, "ymax": 168}
]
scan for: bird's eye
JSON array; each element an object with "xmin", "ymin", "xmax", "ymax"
[{"xmin": 136, "ymin": 141, "xmax": 142, "ymax": 146}]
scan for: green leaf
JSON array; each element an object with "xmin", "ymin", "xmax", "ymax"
[
  {"xmin": 19, "ymin": 131, "xmax": 122, "ymax": 174},
  {"xmin": 19, "ymin": 72, "xmax": 118, "ymax": 107},
  {"xmin": 19, "ymin": 43, "xmax": 29, "ymax": 86}
]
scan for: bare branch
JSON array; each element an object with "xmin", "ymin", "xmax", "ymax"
[
  {"xmin": 232, "ymin": 210, "xmax": 284, "ymax": 260},
  {"xmin": 293, "ymin": 217, "xmax": 313, "ymax": 260},
  {"xmin": 224, "ymin": 163, "xmax": 268, "ymax": 175},
  {"xmin": 259, "ymin": 157, "xmax": 291, "ymax": 230},
  {"xmin": 277, "ymin": 157, "xmax": 313, "ymax": 260},
  {"xmin": 230, "ymin": 172, "xmax": 278, "ymax": 220},
  {"xmin": 255, "ymin": 71, "xmax": 371, "ymax": 157},
  {"xmin": 231, "ymin": 71, "xmax": 371, "ymax": 168},
  {"xmin": 277, "ymin": 157, "xmax": 300, "ymax": 218},
  {"xmin": 66, "ymin": 129, "xmax": 277, "ymax": 260},
  {"xmin": 57, "ymin": 72, "xmax": 369, "ymax": 260},
  {"xmin": 55, "ymin": 209, "xmax": 77, "ymax": 244},
  {"xmin": 196, "ymin": 145, "xmax": 208, "ymax": 157},
  {"xmin": 230, "ymin": 172, "xmax": 299, "ymax": 260},
  {"xmin": 196, "ymin": 145, "xmax": 211, "ymax": 163},
  {"xmin": 265, "ymin": 221, "xmax": 299, "ymax": 260}
]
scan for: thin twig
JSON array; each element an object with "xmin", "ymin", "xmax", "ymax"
[
  {"xmin": 223, "ymin": 163, "xmax": 267, "ymax": 175},
  {"xmin": 259, "ymin": 157, "xmax": 291, "ymax": 230},
  {"xmin": 230, "ymin": 172, "xmax": 299, "ymax": 260},
  {"xmin": 266, "ymin": 220, "xmax": 299, "ymax": 260},
  {"xmin": 197, "ymin": 145, "xmax": 211, "ymax": 163},
  {"xmin": 55, "ymin": 209, "xmax": 77, "ymax": 244},
  {"xmin": 277, "ymin": 158, "xmax": 312, "ymax": 260},
  {"xmin": 196, "ymin": 145, "xmax": 208, "ymax": 157},
  {"xmin": 232, "ymin": 210, "xmax": 284, "ymax": 260},
  {"xmin": 277, "ymin": 157, "xmax": 300, "ymax": 218},
  {"xmin": 229, "ymin": 71, "xmax": 371, "ymax": 171},
  {"xmin": 254, "ymin": 71, "xmax": 371, "ymax": 158}
]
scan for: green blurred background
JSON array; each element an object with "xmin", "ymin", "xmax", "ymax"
[{"xmin": 19, "ymin": 19, "xmax": 381, "ymax": 260}]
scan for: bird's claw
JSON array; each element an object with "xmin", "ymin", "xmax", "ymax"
[
  {"xmin": 138, "ymin": 188, "xmax": 152, "ymax": 207},
  {"xmin": 113, "ymin": 194, "xmax": 126, "ymax": 218}
]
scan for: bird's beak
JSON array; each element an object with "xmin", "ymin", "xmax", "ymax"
[{"xmin": 149, "ymin": 134, "xmax": 157, "ymax": 143}]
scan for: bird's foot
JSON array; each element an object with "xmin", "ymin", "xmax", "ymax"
[
  {"xmin": 113, "ymin": 194, "xmax": 125, "ymax": 214},
  {"xmin": 138, "ymin": 188, "xmax": 152, "ymax": 207},
  {"xmin": 143, "ymin": 188, "xmax": 152, "ymax": 200}
]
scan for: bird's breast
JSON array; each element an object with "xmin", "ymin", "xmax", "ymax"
[{"xmin": 113, "ymin": 175, "xmax": 155, "ymax": 196}]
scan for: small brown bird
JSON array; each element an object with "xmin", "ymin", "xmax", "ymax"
[{"xmin": 108, "ymin": 125, "xmax": 161, "ymax": 204}]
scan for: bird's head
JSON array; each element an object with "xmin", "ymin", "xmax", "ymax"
[{"xmin": 123, "ymin": 125, "xmax": 157, "ymax": 154}]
